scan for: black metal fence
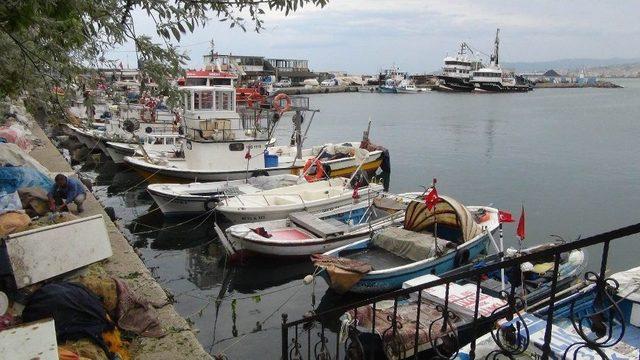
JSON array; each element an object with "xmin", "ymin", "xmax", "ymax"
[{"xmin": 281, "ymin": 222, "xmax": 640, "ymax": 360}]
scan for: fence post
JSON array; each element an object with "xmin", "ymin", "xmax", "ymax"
[
  {"xmin": 282, "ymin": 313, "xmax": 289, "ymax": 360},
  {"xmin": 540, "ymin": 252, "xmax": 561, "ymax": 359}
]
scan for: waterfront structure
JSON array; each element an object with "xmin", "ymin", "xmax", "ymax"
[{"xmin": 203, "ymin": 52, "xmax": 315, "ymax": 85}]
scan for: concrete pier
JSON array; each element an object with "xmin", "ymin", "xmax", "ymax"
[{"xmin": 28, "ymin": 118, "xmax": 211, "ymax": 359}]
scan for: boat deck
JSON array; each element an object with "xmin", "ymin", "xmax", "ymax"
[{"xmin": 341, "ymin": 247, "xmax": 412, "ymax": 270}]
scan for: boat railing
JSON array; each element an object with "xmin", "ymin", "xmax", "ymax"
[{"xmin": 280, "ymin": 222, "xmax": 640, "ymax": 360}]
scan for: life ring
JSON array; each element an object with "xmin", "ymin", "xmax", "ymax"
[
  {"xmin": 247, "ymin": 93, "xmax": 263, "ymax": 108},
  {"xmin": 303, "ymin": 158, "xmax": 326, "ymax": 182},
  {"xmin": 273, "ymin": 93, "xmax": 292, "ymax": 113}
]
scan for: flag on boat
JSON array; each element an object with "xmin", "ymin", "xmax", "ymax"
[
  {"xmin": 424, "ymin": 187, "xmax": 439, "ymax": 211},
  {"xmin": 498, "ymin": 210, "xmax": 514, "ymax": 223},
  {"xmin": 517, "ymin": 206, "xmax": 526, "ymax": 240},
  {"xmin": 244, "ymin": 149, "xmax": 252, "ymax": 160}
]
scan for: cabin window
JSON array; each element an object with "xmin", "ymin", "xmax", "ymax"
[
  {"xmin": 165, "ymin": 138, "xmax": 174, "ymax": 145},
  {"xmin": 229, "ymin": 143, "xmax": 244, "ymax": 151},
  {"xmin": 184, "ymin": 93, "xmax": 191, "ymax": 110},
  {"xmin": 215, "ymin": 91, "xmax": 233, "ymax": 111},
  {"xmin": 200, "ymin": 91, "xmax": 213, "ymax": 109},
  {"xmin": 193, "ymin": 91, "xmax": 200, "ymax": 110}
]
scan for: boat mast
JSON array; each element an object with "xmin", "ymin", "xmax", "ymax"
[{"xmin": 491, "ymin": 28, "xmax": 500, "ymax": 66}]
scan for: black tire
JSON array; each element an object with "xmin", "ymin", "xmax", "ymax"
[
  {"xmin": 204, "ymin": 197, "xmax": 219, "ymax": 212},
  {"xmin": 251, "ymin": 170, "xmax": 269, "ymax": 177},
  {"xmin": 145, "ymin": 126, "xmax": 153, "ymax": 134}
]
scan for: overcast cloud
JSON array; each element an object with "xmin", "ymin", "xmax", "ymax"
[{"xmin": 110, "ymin": 0, "xmax": 640, "ymax": 74}]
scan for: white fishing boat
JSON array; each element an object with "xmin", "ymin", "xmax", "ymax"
[
  {"xmin": 221, "ymin": 192, "xmax": 422, "ymax": 257},
  {"xmin": 124, "ymin": 86, "xmax": 387, "ymax": 183},
  {"xmin": 216, "ymin": 177, "xmax": 385, "ymax": 223},
  {"xmin": 146, "ymin": 174, "xmax": 302, "ymax": 216},
  {"xmin": 396, "ymin": 80, "xmax": 420, "ymax": 94},
  {"xmin": 470, "ymin": 29, "xmax": 533, "ymax": 93},
  {"xmin": 105, "ymin": 134, "xmax": 182, "ymax": 164}
]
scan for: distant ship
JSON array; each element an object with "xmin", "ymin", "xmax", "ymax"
[
  {"xmin": 470, "ymin": 29, "xmax": 533, "ymax": 93},
  {"xmin": 435, "ymin": 42, "xmax": 481, "ymax": 92}
]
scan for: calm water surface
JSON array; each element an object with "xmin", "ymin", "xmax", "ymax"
[{"xmin": 82, "ymin": 79, "xmax": 640, "ymax": 358}]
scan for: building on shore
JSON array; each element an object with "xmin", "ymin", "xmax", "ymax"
[{"xmin": 202, "ymin": 53, "xmax": 316, "ymax": 85}]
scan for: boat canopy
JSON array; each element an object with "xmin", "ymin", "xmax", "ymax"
[{"xmin": 402, "ymin": 195, "xmax": 483, "ymax": 242}]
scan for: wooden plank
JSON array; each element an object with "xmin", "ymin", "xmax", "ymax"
[
  {"xmin": 5, "ymin": 214, "xmax": 112, "ymax": 288},
  {"xmin": 289, "ymin": 211, "xmax": 344, "ymax": 238},
  {"xmin": 0, "ymin": 318, "xmax": 58, "ymax": 360}
]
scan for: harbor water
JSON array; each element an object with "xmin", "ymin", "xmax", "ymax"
[{"xmin": 80, "ymin": 78, "xmax": 640, "ymax": 358}]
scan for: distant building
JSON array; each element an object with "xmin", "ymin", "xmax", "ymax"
[{"xmin": 202, "ymin": 53, "xmax": 315, "ymax": 85}]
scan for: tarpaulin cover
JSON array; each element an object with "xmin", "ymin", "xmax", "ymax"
[
  {"xmin": 403, "ymin": 195, "xmax": 483, "ymax": 242},
  {"xmin": 0, "ymin": 143, "xmax": 50, "ymax": 174},
  {"xmin": 347, "ymin": 300, "xmax": 462, "ymax": 359},
  {"xmin": 0, "ymin": 192, "xmax": 22, "ymax": 214},
  {"xmin": 22, "ymin": 282, "xmax": 115, "ymax": 357},
  {"xmin": 311, "ymin": 254, "xmax": 373, "ymax": 294},
  {"xmin": 372, "ymin": 227, "xmax": 455, "ymax": 262},
  {"xmin": 0, "ymin": 125, "xmax": 32, "ymax": 152},
  {"xmin": 0, "ymin": 166, "xmax": 53, "ymax": 194}
]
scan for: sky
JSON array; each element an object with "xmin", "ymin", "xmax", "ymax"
[{"xmin": 111, "ymin": 0, "xmax": 640, "ymax": 74}]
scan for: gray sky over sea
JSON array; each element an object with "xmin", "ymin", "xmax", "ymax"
[{"xmin": 112, "ymin": 0, "xmax": 640, "ymax": 74}]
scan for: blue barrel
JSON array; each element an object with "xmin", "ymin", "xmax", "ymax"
[{"xmin": 264, "ymin": 153, "xmax": 279, "ymax": 168}]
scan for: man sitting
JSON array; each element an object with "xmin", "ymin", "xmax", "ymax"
[{"xmin": 47, "ymin": 174, "xmax": 87, "ymax": 213}]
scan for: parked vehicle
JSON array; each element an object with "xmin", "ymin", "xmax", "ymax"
[{"xmin": 274, "ymin": 78, "xmax": 292, "ymax": 88}]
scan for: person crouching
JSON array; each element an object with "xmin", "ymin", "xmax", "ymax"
[{"xmin": 47, "ymin": 174, "xmax": 87, "ymax": 213}]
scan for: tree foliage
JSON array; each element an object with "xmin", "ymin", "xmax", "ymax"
[{"xmin": 0, "ymin": 0, "xmax": 327, "ymax": 115}]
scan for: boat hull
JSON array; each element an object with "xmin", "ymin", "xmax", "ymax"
[
  {"xmin": 218, "ymin": 187, "xmax": 383, "ymax": 223},
  {"xmin": 125, "ymin": 154, "xmax": 383, "ymax": 184},
  {"xmin": 104, "ymin": 143, "xmax": 135, "ymax": 164},
  {"xmin": 435, "ymin": 76, "xmax": 475, "ymax": 92},
  {"xmin": 147, "ymin": 189, "xmax": 214, "ymax": 216},
  {"xmin": 321, "ymin": 234, "xmax": 491, "ymax": 294},
  {"xmin": 472, "ymin": 82, "xmax": 533, "ymax": 93}
]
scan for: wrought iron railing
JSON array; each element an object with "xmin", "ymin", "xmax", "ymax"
[{"xmin": 281, "ymin": 222, "xmax": 640, "ymax": 360}]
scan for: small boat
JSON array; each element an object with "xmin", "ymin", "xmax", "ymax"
[
  {"xmin": 458, "ymin": 266, "xmax": 640, "ymax": 359},
  {"xmin": 222, "ymin": 192, "xmax": 423, "ymax": 257},
  {"xmin": 147, "ymin": 174, "xmax": 302, "ymax": 216},
  {"xmin": 340, "ymin": 245, "xmax": 585, "ymax": 359},
  {"xmin": 314, "ymin": 196, "xmax": 500, "ymax": 294},
  {"xmin": 105, "ymin": 134, "xmax": 182, "ymax": 164},
  {"xmin": 216, "ymin": 177, "xmax": 384, "ymax": 223},
  {"xmin": 395, "ymin": 80, "xmax": 420, "ymax": 94}
]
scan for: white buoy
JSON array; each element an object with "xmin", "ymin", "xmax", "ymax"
[{"xmin": 303, "ymin": 275, "xmax": 314, "ymax": 285}]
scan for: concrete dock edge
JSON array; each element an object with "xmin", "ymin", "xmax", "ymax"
[{"xmin": 28, "ymin": 120, "xmax": 212, "ymax": 359}]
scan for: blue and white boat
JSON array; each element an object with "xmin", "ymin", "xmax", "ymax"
[
  {"xmin": 458, "ymin": 266, "xmax": 640, "ymax": 359},
  {"xmin": 379, "ymin": 78, "xmax": 398, "ymax": 93},
  {"xmin": 314, "ymin": 196, "xmax": 500, "ymax": 294}
]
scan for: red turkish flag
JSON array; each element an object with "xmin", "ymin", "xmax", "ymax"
[
  {"xmin": 245, "ymin": 149, "xmax": 252, "ymax": 160},
  {"xmin": 516, "ymin": 206, "xmax": 526, "ymax": 240},
  {"xmin": 498, "ymin": 210, "xmax": 514, "ymax": 223},
  {"xmin": 424, "ymin": 187, "xmax": 439, "ymax": 211}
]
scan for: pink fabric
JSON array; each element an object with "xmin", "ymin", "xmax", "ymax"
[
  {"xmin": 0, "ymin": 127, "xmax": 31, "ymax": 151},
  {"xmin": 114, "ymin": 278, "xmax": 166, "ymax": 338},
  {"xmin": 271, "ymin": 228, "xmax": 312, "ymax": 241}
]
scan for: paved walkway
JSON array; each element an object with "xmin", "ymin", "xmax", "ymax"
[{"xmin": 29, "ymin": 121, "xmax": 211, "ymax": 359}]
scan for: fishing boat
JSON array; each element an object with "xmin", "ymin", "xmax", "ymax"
[
  {"xmin": 339, "ymin": 245, "xmax": 585, "ymax": 359},
  {"xmin": 314, "ymin": 196, "xmax": 500, "ymax": 294},
  {"xmin": 458, "ymin": 266, "xmax": 640, "ymax": 359},
  {"xmin": 434, "ymin": 42, "xmax": 482, "ymax": 92},
  {"xmin": 470, "ymin": 29, "xmax": 533, "ymax": 93},
  {"xmin": 220, "ymin": 192, "xmax": 423, "ymax": 257},
  {"xmin": 147, "ymin": 174, "xmax": 301, "ymax": 216},
  {"xmin": 216, "ymin": 177, "xmax": 384, "ymax": 223},
  {"xmin": 105, "ymin": 134, "xmax": 182, "ymax": 164},
  {"xmin": 124, "ymin": 86, "xmax": 386, "ymax": 183},
  {"xmin": 396, "ymin": 80, "xmax": 420, "ymax": 94},
  {"xmin": 379, "ymin": 79, "xmax": 398, "ymax": 93}
]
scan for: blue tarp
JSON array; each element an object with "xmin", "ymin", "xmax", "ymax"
[{"xmin": 0, "ymin": 166, "xmax": 53, "ymax": 193}]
